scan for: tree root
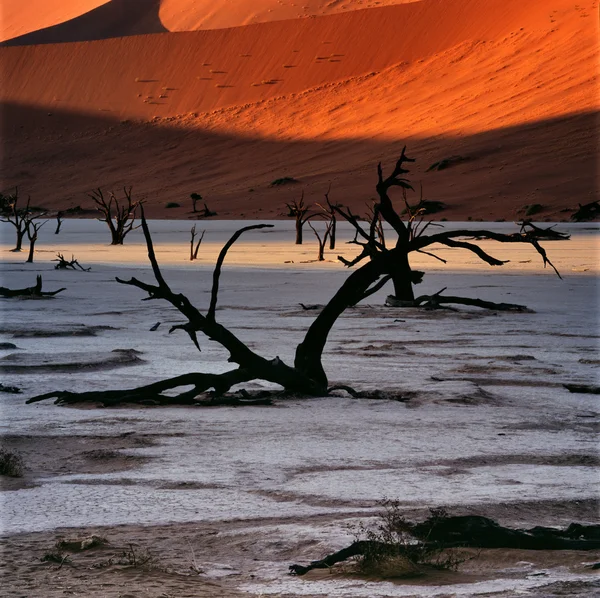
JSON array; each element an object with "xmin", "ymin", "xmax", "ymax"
[
  {"xmin": 289, "ymin": 515, "xmax": 600, "ymax": 576},
  {"xmin": 26, "ymin": 370, "xmax": 270, "ymax": 407},
  {"xmin": 386, "ymin": 289, "xmax": 532, "ymax": 312},
  {"xmin": 0, "ymin": 275, "xmax": 65, "ymax": 298}
]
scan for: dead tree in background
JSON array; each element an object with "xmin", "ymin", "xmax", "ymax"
[
  {"xmin": 25, "ymin": 219, "xmax": 46, "ymax": 263},
  {"xmin": 308, "ymin": 219, "xmax": 333, "ymax": 261},
  {"xmin": 286, "ymin": 193, "xmax": 316, "ymax": 244},
  {"xmin": 190, "ymin": 225, "xmax": 205, "ymax": 260},
  {"xmin": 316, "ymin": 187, "xmax": 341, "ymax": 250},
  {"xmin": 90, "ymin": 187, "xmax": 141, "ymax": 245},
  {"xmin": 54, "ymin": 212, "xmax": 64, "ymax": 235},
  {"xmin": 196, "ymin": 203, "xmax": 216, "ymax": 219},
  {"xmin": 0, "ymin": 189, "xmax": 31, "ymax": 252},
  {"xmin": 190, "ymin": 193, "xmax": 202, "ymax": 213},
  {"xmin": 332, "ymin": 148, "xmax": 563, "ymax": 306},
  {"xmin": 28, "ymin": 152, "xmax": 564, "ymax": 407}
]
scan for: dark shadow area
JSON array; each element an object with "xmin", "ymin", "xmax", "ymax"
[
  {"xmin": 1, "ymin": 101, "xmax": 597, "ymax": 220},
  {"xmin": 2, "ymin": 0, "xmax": 166, "ymax": 47}
]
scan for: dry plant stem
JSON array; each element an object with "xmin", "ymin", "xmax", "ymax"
[{"xmin": 189, "ymin": 225, "xmax": 205, "ymax": 260}]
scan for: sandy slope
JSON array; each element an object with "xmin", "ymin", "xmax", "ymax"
[
  {"xmin": 1, "ymin": 0, "xmax": 420, "ymax": 44},
  {"xmin": 1, "ymin": 0, "xmax": 597, "ymax": 219}
]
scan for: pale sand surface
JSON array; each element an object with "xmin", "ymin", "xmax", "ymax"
[{"xmin": 0, "ymin": 221, "xmax": 598, "ymax": 596}]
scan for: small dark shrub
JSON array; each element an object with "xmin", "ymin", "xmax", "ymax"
[
  {"xmin": 0, "ymin": 448, "xmax": 25, "ymax": 477},
  {"xmin": 524, "ymin": 203, "xmax": 544, "ymax": 217},
  {"xmin": 270, "ymin": 177, "xmax": 299, "ymax": 186},
  {"xmin": 165, "ymin": 202, "xmax": 180, "ymax": 209}
]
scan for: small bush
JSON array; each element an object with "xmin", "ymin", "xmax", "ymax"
[
  {"xmin": 524, "ymin": 203, "xmax": 544, "ymax": 217},
  {"xmin": 0, "ymin": 448, "xmax": 25, "ymax": 477},
  {"xmin": 165, "ymin": 202, "xmax": 180, "ymax": 209},
  {"xmin": 270, "ymin": 177, "xmax": 299, "ymax": 186},
  {"xmin": 354, "ymin": 501, "xmax": 468, "ymax": 578}
]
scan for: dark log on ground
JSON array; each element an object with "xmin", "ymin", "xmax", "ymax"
[
  {"xmin": 289, "ymin": 515, "xmax": 600, "ymax": 576},
  {"xmin": 26, "ymin": 371, "xmax": 275, "ymax": 407},
  {"xmin": 53, "ymin": 253, "xmax": 91, "ymax": 271},
  {"xmin": 563, "ymin": 383, "xmax": 600, "ymax": 395},
  {"xmin": 385, "ymin": 288, "xmax": 532, "ymax": 312},
  {"xmin": 517, "ymin": 220, "xmax": 570, "ymax": 240},
  {"xmin": 0, "ymin": 275, "xmax": 65, "ymax": 298}
]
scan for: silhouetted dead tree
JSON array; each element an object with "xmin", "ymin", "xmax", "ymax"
[
  {"xmin": 196, "ymin": 203, "xmax": 216, "ymax": 219},
  {"xmin": 90, "ymin": 187, "xmax": 140, "ymax": 245},
  {"xmin": 308, "ymin": 219, "xmax": 333, "ymax": 261},
  {"xmin": 316, "ymin": 187, "xmax": 341, "ymax": 250},
  {"xmin": 55, "ymin": 212, "xmax": 64, "ymax": 235},
  {"xmin": 25, "ymin": 219, "xmax": 46, "ymax": 263},
  {"xmin": 190, "ymin": 193, "xmax": 202, "ymax": 213},
  {"xmin": 0, "ymin": 275, "xmax": 65, "ymax": 298},
  {"xmin": 286, "ymin": 193, "xmax": 316, "ymax": 244},
  {"xmin": 332, "ymin": 147, "xmax": 563, "ymax": 307},
  {"xmin": 190, "ymin": 225, "xmax": 205, "ymax": 260},
  {"xmin": 27, "ymin": 152, "xmax": 564, "ymax": 407},
  {"xmin": 0, "ymin": 189, "xmax": 32, "ymax": 252}
]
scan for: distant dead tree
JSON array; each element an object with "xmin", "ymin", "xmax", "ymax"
[
  {"xmin": 89, "ymin": 187, "xmax": 141, "ymax": 245},
  {"xmin": 25, "ymin": 219, "xmax": 46, "ymax": 263},
  {"xmin": 286, "ymin": 192, "xmax": 317, "ymax": 245},
  {"xmin": 308, "ymin": 219, "xmax": 334, "ymax": 261},
  {"xmin": 190, "ymin": 225, "xmax": 205, "ymax": 260},
  {"xmin": 28, "ymin": 150, "xmax": 565, "ymax": 407},
  {"xmin": 0, "ymin": 188, "xmax": 32, "ymax": 252},
  {"xmin": 196, "ymin": 203, "xmax": 217, "ymax": 219},
  {"xmin": 53, "ymin": 253, "xmax": 91, "ymax": 271},
  {"xmin": 55, "ymin": 212, "xmax": 64, "ymax": 235},
  {"xmin": 316, "ymin": 187, "xmax": 342, "ymax": 250},
  {"xmin": 190, "ymin": 193, "xmax": 202, "ymax": 213}
]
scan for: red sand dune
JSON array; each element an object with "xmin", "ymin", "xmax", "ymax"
[{"xmin": 1, "ymin": 0, "xmax": 597, "ymax": 220}]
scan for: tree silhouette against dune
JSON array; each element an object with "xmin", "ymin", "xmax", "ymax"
[{"xmin": 28, "ymin": 150, "xmax": 565, "ymax": 406}]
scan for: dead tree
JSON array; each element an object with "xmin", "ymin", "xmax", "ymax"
[
  {"xmin": 365, "ymin": 201, "xmax": 385, "ymax": 247},
  {"xmin": 286, "ymin": 193, "xmax": 316, "ymax": 244},
  {"xmin": 55, "ymin": 212, "xmax": 64, "ymax": 235},
  {"xmin": 27, "ymin": 152, "xmax": 563, "ymax": 407},
  {"xmin": 53, "ymin": 253, "xmax": 91, "ymax": 271},
  {"xmin": 316, "ymin": 187, "xmax": 341, "ymax": 250},
  {"xmin": 0, "ymin": 189, "xmax": 31, "ymax": 251},
  {"xmin": 25, "ymin": 219, "xmax": 46, "ymax": 263},
  {"xmin": 196, "ymin": 203, "xmax": 216, "ymax": 219},
  {"xmin": 190, "ymin": 193, "xmax": 202, "ymax": 213},
  {"xmin": 308, "ymin": 219, "xmax": 333, "ymax": 261},
  {"xmin": 332, "ymin": 148, "xmax": 562, "ymax": 306},
  {"xmin": 89, "ymin": 187, "xmax": 141, "ymax": 245},
  {"xmin": 0, "ymin": 275, "xmax": 65, "ymax": 298},
  {"xmin": 190, "ymin": 225, "xmax": 205, "ymax": 260}
]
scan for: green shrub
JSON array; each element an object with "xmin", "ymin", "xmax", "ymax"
[{"xmin": 270, "ymin": 177, "xmax": 299, "ymax": 186}]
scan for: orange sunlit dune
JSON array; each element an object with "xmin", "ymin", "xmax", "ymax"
[{"xmin": 1, "ymin": 0, "xmax": 597, "ymax": 220}]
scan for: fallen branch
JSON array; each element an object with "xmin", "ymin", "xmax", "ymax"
[
  {"xmin": 386, "ymin": 289, "xmax": 531, "ymax": 312},
  {"xmin": 289, "ymin": 515, "xmax": 600, "ymax": 575},
  {"xmin": 0, "ymin": 275, "xmax": 65, "ymax": 298}
]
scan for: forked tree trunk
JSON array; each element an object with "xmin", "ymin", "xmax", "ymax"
[{"xmin": 13, "ymin": 229, "xmax": 25, "ymax": 252}]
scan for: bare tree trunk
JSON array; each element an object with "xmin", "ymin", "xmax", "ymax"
[{"xmin": 13, "ymin": 229, "xmax": 25, "ymax": 252}]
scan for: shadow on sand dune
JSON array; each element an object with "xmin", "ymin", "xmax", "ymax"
[
  {"xmin": 2, "ymin": 0, "xmax": 167, "ymax": 46},
  {"xmin": 1, "ymin": 102, "xmax": 597, "ymax": 220}
]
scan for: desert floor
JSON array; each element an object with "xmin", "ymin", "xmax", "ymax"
[{"xmin": 0, "ymin": 219, "xmax": 598, "ymax": 597}]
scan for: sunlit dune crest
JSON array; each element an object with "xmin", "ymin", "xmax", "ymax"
[{"xmin": 0, "ymin": 0, "xmax": 597, "ymax": 220}]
